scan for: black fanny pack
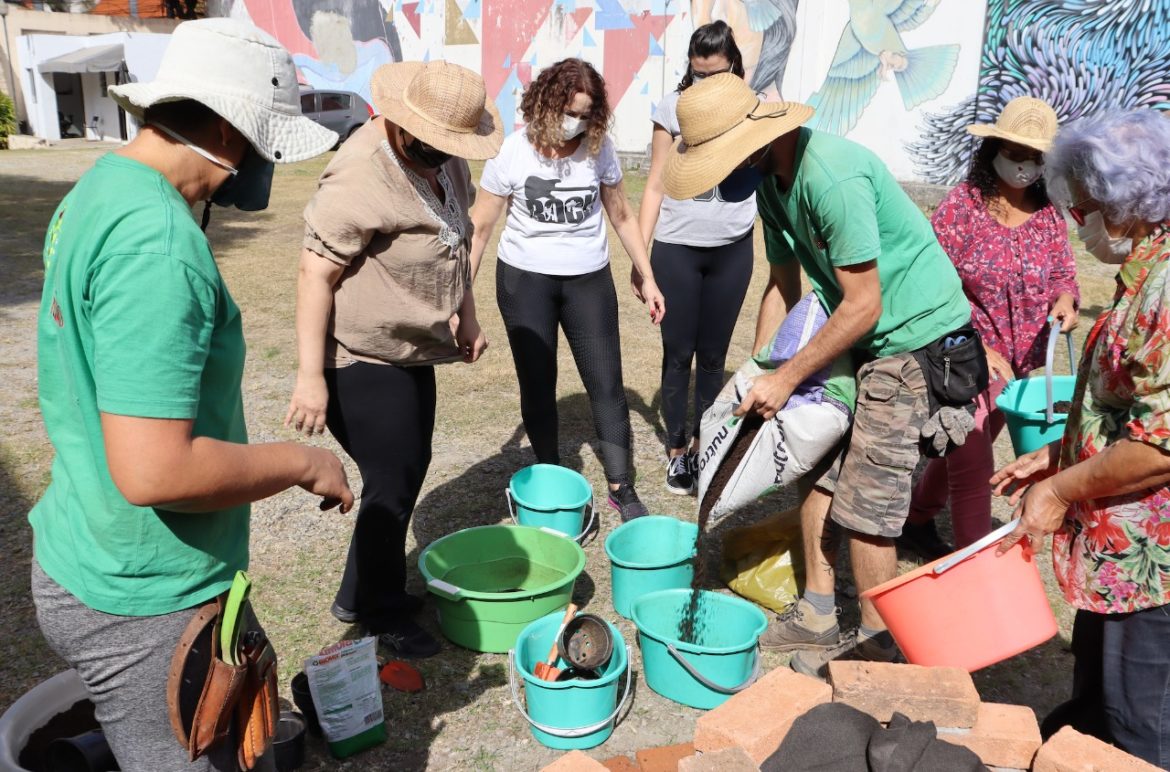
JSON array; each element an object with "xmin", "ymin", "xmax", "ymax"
[{"xmin": 911, "ymin": 326, "xmax": 989, "ymax": 414}]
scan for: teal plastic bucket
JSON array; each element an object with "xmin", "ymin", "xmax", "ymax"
[
  {"xmin": 509, "ymin": 611, "xmax": 631, "ymax": 750},
  {"xmin": 631, "ymin": 589, "xmax": 766, "ymax": 710},
  {"xmin": 604, "ymin": 516, "xmax": 698, "ymax": 619},
  {"xmin": 997, "ymin": 329, "xmax": 1079, "ymax": 455},
  {"xmin": 507, "ymin": 464, "xmax": 594, "ymax": 541}
]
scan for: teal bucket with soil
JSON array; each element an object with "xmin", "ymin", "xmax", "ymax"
[
  {"xmin": 419, "ymin": 525, "xmax": 586, "ymax": 653},
  {"xmin": 506, "ymin": 464, "xmax": 594, "ymax": 541},
  {"xmin": 631, "ymin": 589, "xmax": 766, "ymax": 710},
  {"xmin": 604, "ymin": 516, "xmax": 698, "ymax": 619},
  {"xmin": 509, "ymin": 612, "xmax": 631, "ymax": 750}
]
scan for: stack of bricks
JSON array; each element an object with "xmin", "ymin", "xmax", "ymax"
[{"xmin": 540, "ymin": 661, "xmax": 1160, "ymax": 771}]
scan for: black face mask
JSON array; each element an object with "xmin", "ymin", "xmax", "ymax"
[
  {"xmin": 211, "ymin": 147, "xmax": 275, "ymax": 212},
  {"xmin": 402, "ymin": 133, "xmax": 452, "ymax": 169}
]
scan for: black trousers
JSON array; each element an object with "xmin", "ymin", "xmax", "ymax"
[
  {"xmin": 324, "ymin": 361, "xmax": 435, "ymax": 633},
  {"xmin": 496, "ymin": 260, "xmax": 632, "ymax": 484},
  {"xmin": 651, "ymin": 231, "xmax": 753, "ymax": 449}
]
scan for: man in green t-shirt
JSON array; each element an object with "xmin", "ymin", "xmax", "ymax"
[
  {"xmin": 664, "ymin": 74, "xmax": 980, "ymax": 678},
  {"xmin": 28, "ymin": 19, "xmax": 351, "ymax": 769}
]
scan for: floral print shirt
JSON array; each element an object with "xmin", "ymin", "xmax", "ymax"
[
  {"xmin": 931, "ymin": 182, "xmax": 1079, "ymax": 375},
  {"xmin": 1055, "ymin": 229, "xmax": 1170, "ymax": 613}
]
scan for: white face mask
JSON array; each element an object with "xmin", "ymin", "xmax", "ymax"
[
  {"xmin": 1077, "ymin": 210, "xmax": 1133, "ymax": 264},
  {"xmin": 154, "ymin": 122, "xmax": 239, "ymax": 177},
  {"xmin": 992, "ymin": 152, "xmax": 1043, "ymax": 189},
  {"xmin": 562, "ymin": 114, "xmax": 586, "ymax": 141}
]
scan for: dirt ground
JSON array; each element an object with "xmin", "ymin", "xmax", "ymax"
[{"xmin": 0, "ymin": 146, "xmax": 1117, "ymax": 770}]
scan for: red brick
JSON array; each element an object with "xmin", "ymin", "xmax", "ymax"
[
  {"xmin": 542, "ymin": 750, "xmax": 609, "ymax": 772},
  {"xmin": 827, "ymin": 661, "xmax": 979, "ymax": 728},
  {"xmin": 936, "ymin": 703, "xmax": 1041, "ymax": 769},
  {"xmin": 693, "ymin": 666, "xmax": 832, "ymax": 764},
  {"xmin": 678, "ymin": 747, "xmax": 760, "ymax": 772},
  {"xmin": 1033, "ymin": 726, "xmax": 1161, "ymax": 771},
  {"xmin": 635, "ymin": 743, "xmax": 695, "ymax": 772},
  {"xmin": 600, "ymin": 756, "xmax": 641, "ymax": 772}
]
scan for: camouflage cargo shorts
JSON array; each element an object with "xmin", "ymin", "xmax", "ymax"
[{"xmin": 808, "ymin": 351, "xmax": 932, "ymax": 538}]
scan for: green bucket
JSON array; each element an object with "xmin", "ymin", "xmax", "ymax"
[
  {"xmin": 997, "ymin": 329, "xmax": 1078, "ymax": 455},
  {"xmin": 508, "ymin": 612, "xmax": 631, "ymax": 750},
  {"xmin": 631, "ymin": 589, "xmax": 766, "ymax": 710},
  {"xmin": 507, "ymin": 464, "xmax": 595, "ymax": 541},
  {"xmin": 418, "ymin": 525, "xmax": 586, "ymax": 653},
  {"xmin": 604, "ymin": 516, "xmax": 698, "ymax": 619}
]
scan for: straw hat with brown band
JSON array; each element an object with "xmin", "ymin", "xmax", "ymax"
[
  {"xmin": 371, "ymin": 60, "xmax": 503, "ymax": 161},
  {"xmin": 663, "ymin": 73, "xmax": 815, "ymax": 201},
  {"xmin": 966, "ymin": 96, "xmax": 1059, "ymax": 153}
]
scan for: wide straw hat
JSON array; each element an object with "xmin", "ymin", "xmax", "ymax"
[
  {"xmin": 108, "ymin": 18, "xmax": 337, "ymax": 163},
  {"xmin": 967, "ymin": 96, "xmax": 1058, "ymax": 153},
  {"xmin": 371, "ymin": 61, "xmax": 503, "ymax": 160},
  {"xmin": 663, "ymin": 73, "xmax": 814, "ymax": 201}
]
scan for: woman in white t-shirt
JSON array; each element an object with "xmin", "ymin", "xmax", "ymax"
[
  {"xmin": 638, "ymin": 22, "xmax": 759, "ymax": 496},
  {"xmin": 470, "ymin": 57, "xmax": 665, "ymax": 522}
]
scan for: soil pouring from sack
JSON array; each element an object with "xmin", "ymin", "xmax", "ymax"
[{"xmin": 680, "ymin": 414, "xmax": 765, "ymax": 644}]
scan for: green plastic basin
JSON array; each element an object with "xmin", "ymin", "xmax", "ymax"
[{"xmin": 418, "ymin": 525, "xmax": 586, "ymax": 653}]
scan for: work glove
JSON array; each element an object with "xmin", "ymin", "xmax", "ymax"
[{"xmin": 920, "ymin": 406, "xmax": 976, "ymax": 456}]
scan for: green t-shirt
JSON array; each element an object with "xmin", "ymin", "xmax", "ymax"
[
  {"xmin": 29, "ymin": 154, "xmax": 249, "ymax": 617},
  {"xmin": 758, "ymin": 128, "xmax": 970, "ymax": 357}
]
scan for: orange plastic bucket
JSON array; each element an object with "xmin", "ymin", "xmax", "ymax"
[{"xmin": 862, "ymin": 521, "xmax": 1058, "ymax": 672}]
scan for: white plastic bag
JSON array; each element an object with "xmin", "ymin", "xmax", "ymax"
[{"xmin": 303, "ymin": 637, "xmax": 386, "ymax": 758}]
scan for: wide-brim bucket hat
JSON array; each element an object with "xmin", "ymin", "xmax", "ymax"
[
  {"xmin": 663, "ymin": 73, "xmax": 813, "ymax": 201},
  {"xmin": 967, "ymin": 96, "xmax": 1058, "ymax": 153},
  {"xmin": 109, "ymin": 18, "xmax": 337, "ymax": 163},
  {"xmin": 371, "ymin": 61, "xmax": 503, "ymax": 161}
]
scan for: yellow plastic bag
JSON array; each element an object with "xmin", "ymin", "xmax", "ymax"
[{"xmin": 720, "ymin": 507, "xmax": 805, "ymax": 614}]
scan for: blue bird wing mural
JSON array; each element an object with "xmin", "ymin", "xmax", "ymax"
[
  {"xmin": 741, "ymin": 0, "xmax": 787, "ymax": 31},
  {"xmin": 746, "ymin": 0, "xmax": 800, "ymax": 96},
  {"xmin": 880, "ymin": 0, "xmax": 942, "ymax": 32},
  {"xmin": 806, "ymin": 24, "xmax": 882, "ymax": 136},
  {"xmin": 893, "ymin": 43, "xmax": 960, "ymax": 110}
]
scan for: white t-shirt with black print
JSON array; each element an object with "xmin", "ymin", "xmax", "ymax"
[
  {"xmin": 652, "ymin": 90, "xmax": 757, "ymax": 248},
  {"xmin": 480, "ymin": 130, "xmax": 623, "ymax": 276}
]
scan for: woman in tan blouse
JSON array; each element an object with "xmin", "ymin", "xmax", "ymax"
[{"xmin": 286, "ymin": 61, "xmax": 502, "ymax": 658}]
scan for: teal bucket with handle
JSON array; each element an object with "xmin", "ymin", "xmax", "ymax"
[
  {"xmin": 997, "ymin": 328, "xmax": 1078, "ymax": 455},
  {"xmin": 604, "ymin": 516, "xmax": 698, "ymax": 619},
  {"xmin": 631, "ymin": 589, "xmax": 766, "ymax": 710},
  {"xmin": 507, "ymin": 464, "xmax": 594, "ymax": 541},
  {"xmin": 508, "ymin": 611, "xmax": 631, "ymax": 750}
]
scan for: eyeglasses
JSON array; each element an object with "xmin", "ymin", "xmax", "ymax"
[{"xmin": 692, "ymin": 68, "xmax": 730, "ymax": 80}]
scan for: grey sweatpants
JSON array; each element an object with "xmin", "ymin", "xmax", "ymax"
[{"xmin": 31, "ymin": 560, "xmax": 274, "ymax": 772}]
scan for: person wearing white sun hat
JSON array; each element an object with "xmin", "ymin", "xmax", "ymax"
[
  {"xmin": 663, "ymin": 73, "xmax": 978, "ymax": 679},
  {"xmin": 286, "ymin": 59, "xmax": 502, "ymax": 659},
  {"xmin": 28, "ymin": 18, "xmax": 351, "ymax": 771}
]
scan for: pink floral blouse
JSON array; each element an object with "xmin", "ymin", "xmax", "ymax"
[
  {"xmin": 1056, "ymin": 230, "xmax": 1170, "ymax": 613},
  {"xmin": 931, "ymin": 182, "xmax": 1079, "ymax": 375}
]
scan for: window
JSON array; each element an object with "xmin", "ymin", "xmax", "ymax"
[
  {"xmin": 300, "ymin": 93, "xmax": 316, "ymax": 113},
  {"xmin": 321, "ymin": 93, "xmax": 349, "ymax": 112}
]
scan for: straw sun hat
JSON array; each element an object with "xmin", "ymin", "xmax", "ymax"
[
  {"xmin": 967, "ymin": 96, "xmax": 1059, "ymax": 153},
  {"xmin": 108, "ymin": 18, "xmax": 337, "ymax": 164},
  {"xmin": 371, "ymin": 61, "xmax": 503, "ymax": 161},
  {"xmin": 663, "ymin": 73, "xmax": 814, "ymax": 201}
]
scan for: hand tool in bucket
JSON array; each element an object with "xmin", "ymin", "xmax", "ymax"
[
  {"xmin": 167, "ymin": 571, "xmax": 280, "ymax": 769},
  {"xmin": 534, "ymin": 604, "xmax": 578, "ymax": 681}
]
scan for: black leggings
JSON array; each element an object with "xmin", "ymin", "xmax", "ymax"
[
  {"xmin": 496, "ymin": 260, "xmax": 632, "ymax": 485},
  {"xmin": 652, "ymin": 231, "xmax": 754, "ymax": 449},
  {"xmin": 324, "ymin": 361, "xmax": 435, "ymax": 633}
]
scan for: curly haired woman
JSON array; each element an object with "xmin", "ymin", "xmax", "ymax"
[
  {"xmin": 899, "ymin": 96, "xmax": 1079, "ymax": 558},
  {"xmin": 469, "ymin": 57, "xmax": 665, "ymax": 522}
]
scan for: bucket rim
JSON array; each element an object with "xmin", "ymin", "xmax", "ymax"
[
  {"xmin": 514, "ymin": 613, "xmax": 628, "ymax": 689},
  {"xmin": 604, "ymin": 516, "xmax": 699, "ymax": 568},
  {"xmin": 417, "ymin": 524, "xmax": 587, "ymax": 600},
  {"xmin": 508, "ymin": 464, "xmax": 592, "ymax": 511},
  {"xmin": 860, "ymin": 536, "xmax": 1027, "ymax": 600},
  {"xmin": 995, "ymin": 375, "xmax": 1078, "ymax": 418},
  {"xmin": 630, "ymin": 588, "xmax": 767, "ymax": 655}
]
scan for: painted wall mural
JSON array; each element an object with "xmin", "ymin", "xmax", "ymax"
[{"xmin": 908, "ymin": 0, "xmax": 1170, "ymax": 185}]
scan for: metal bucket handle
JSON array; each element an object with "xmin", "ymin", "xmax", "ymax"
[
  {"xmin": 507, "ymin": 647, "xmax": 633, "ymax": 738},
  {"xmin": 1045, "ymin": 326, "xmax": 1076, "ymax": 425},
  {"xmin": 505, "ymin": 488, "xmax": 595, "ymax": 543},
  {"xmin": 664, "ymin": 642, "xmax": 761, "ymax": 695}
]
